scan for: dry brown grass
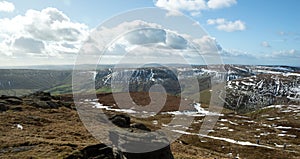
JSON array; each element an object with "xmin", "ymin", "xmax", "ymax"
[{"xmin": 1, "ymin": 93, "xmax": 300, "ymax": 159}]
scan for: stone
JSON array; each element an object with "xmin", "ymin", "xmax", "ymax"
[
  {"xmin": 46, "ymin": 101, "xmax": 60, "ymax": 109},
  {"xmin": 109, "ymin": 130, "xmax": 174, "ymax": 159},
  {"xmin": 131, "ymin": 123, "xmax": 151, "ymax": 132},
  {"xmin": 109, "ymin": 114, "xmax": 131, "ymax": 128},
  {"xmin": 0, "ymin": 103, "xmax": 8, "ymax": 112},
  {"xmin": 65, "ymin": 144, "xmax": 116, "ymax": 159},
  {"xmin": 0, "ymin": 95, "xmax": 22, "ymax": 100},
  {"xmin": 5, "ymin": 98, "xmax": 23, "ymax": 105},
  {"xmin": 123, "ymin": 145, "xmax": 174, "ymax": 159},
  {"xmin": 34, "ymin": 101, "xmax": 51, "ymax": 109}
]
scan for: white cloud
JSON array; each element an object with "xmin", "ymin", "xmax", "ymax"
[
  {"xmin": 155, "ymin": 0, "xmax": 207, "ymax": 16},
  {"xmin": 219, "ymin": 49, "xmax": 262, "ymax": 65},
  {"xmin": 221, "ymin": 49, "xmax": 253, "ymax": 57},
  {"xmin": 13, "ymin": 37, "xmax": 45, "ymax": 54},
  {"xmin": 105, "ymin": 26, "xmax": 190, "ymax": 53},
  {"xmin": 270, "ymin": 49, "xmax": 299, "ymax": 58},
  {"xmin": 22, "ymin": 8, "xmax": 88, "ymax": 42},
  {"xmin": 219, "ymin": 48, "xmax": 300, "ymax": 65},
  {"xmin": 207, "ymin": 18, "xmax": 246, "ymax": 32},
  {"xmin": 87, "ymin": 20, "xmax": 165, "ymax": 56},
  {"xmin": 125, "ymin": 28, "xmax": 166, "ymax": 45},
  {"xmin": 154, "ymin": 0, "xmax": 237, "ymax": 16},
  {"xmin": 85, "ymin": 20, "xmax": 220, "ymax": 64},
  {"xmin": 277, "ymin": 31, "xmax": 300, "ymax": 42},
  {"xmin": 0, "ymin": 1, "xmax": 15, "ymax": 12},
  {"xmin": 0, "ymin": 7, "xmax": 89, "ymax": 64},
  {"xmin": 261, "ymin": 41, "xmax": 271, "ymax": 48},
  {"xmin": 207, "ymin": 18, "xmax": 225, "ymax": 25},
  {"xmin": 207, "ymin": 0, "xmax": 237, "ymax": 9},
  {"xmin": 192, "ymin": 35, "xmax": 219, "ymax": 54},
  {"xmin": 166, "ymin": 32, "xmax": 188, "ymax": 49}
]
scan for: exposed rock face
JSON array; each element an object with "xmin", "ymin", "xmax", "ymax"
[
  {"xmin": 225, "ymin": 74, "xmax": 300, "ymax": 113},
  {"xmin": 95, "ymin": 67, "xmax": 184, "ymax": 95},
  {"xmin": 66, "ymin": 114, "xmax": 174, "ymax": 159}
]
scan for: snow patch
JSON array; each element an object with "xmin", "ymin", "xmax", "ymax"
[
  {"xmin": 275, "ymin": 126, "xmax": 292, "ymax": 130},
  {"xmin": 16, "ymin": 124, "xmax": 23, "ymax": 130},
  {"xmin": 165, "ymin": 103, "xmax": 223, "ymax": 116}
]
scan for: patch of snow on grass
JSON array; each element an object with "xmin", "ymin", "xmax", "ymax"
[
  {"xmin": 16, "ymin": 124, "xmax": 23, "ymax": 130},
  {"xmin": 275, "ymin": 126, "xmax": 292, "ymax": 130}
]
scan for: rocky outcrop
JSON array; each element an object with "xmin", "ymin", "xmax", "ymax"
[
  {"xmin": 225, "ymin": 74, "xmax": 300, "ymax": 113},
  {"xmin": 109, "ymin": 114, "xmax": 131, "ymax": 128},
  {"xmin": 66, "ymin": 114, "xmax": 174, "ymax": 159},
  {"xmin": 23, "ymin": 91, "xmax": 71, "ymax": 109},
  {"xmin": 0, "ymin": 91, "xmax": 72, "ymax": 112},
  {"xmin": 123, "ymin": 145, "xmax": 174, "ymax": 159},
  {"xmin": 0, "ymin": 95, "xmax": 23, "ymax": 111},
  {"xmin": 65, "ymin": 144, "xmax": 116, "ymax": 159},
  {"xmin": 130, "ymin": 123, "xmax": 151, "ymax": 132},
  {"xmin": 0, "ymin": 103, "xmax": 8, "ymax": 112},
  {"xmin": 109, "ymin": 130, "xmax": 173, "ymax": 159}
]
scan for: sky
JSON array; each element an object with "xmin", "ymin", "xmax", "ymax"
[{"xmin": 0, "ymin": 0, "xmax": 299, "ymax": 67}]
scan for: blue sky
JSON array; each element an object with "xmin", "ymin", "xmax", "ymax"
[{"xmin": 0, "ymin": 0, "xmax": 299, "ymax": 66}]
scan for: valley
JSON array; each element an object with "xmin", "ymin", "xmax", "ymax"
[{"xmin": 0, "ymin": 64, "xmax": 299, "ymax": 158}]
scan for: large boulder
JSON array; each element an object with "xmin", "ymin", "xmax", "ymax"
[
  {"xmin": 109, "ymin": 130, "xmax": 173, "ymax": 159},
  {"xmin": 65, "ymin": 144, "xmax": 116, "ymax": 159},
  {"xmin": 66, "ymin": 113, "xmax": 174, "ymax": 159},
  {"xmin": 131, "ymin": 123, "xmax": 151, "ymax": 132},
  {"xmin": 123, "ymin": 145, "xmax": 174, "ymax": 159},
  {"xmin": 109, "ymin": 114, "xmax": 131, "ymax": 128},
  {"xmin": 29, "ymin": 101, "xmax": 60, "ymax": 109}
]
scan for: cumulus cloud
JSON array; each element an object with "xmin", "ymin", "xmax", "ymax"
[
  {"xmin": 219, "ymin": 49, "xmax": 260, "ymax": 64},
  {"xmin": 90, "ymin": 20, "xmax": 188, "ymax": 51},
  {"xmin": 207, "ymin": 0, "xmax": 237, "ymax": 9},
  {"xmin": 154, "ymin": 0, "xmax": 206, "ymax": 16},
  {"xmin": 125, "ymin": 28, "xmax": 166, "ymax": 45},
  {"xmin": 0, "ymin": 1, "xmax": 15, "ymax": 12},
  {"xmin": 277, "ymin": 31, "xmax": 300, "ymax": 42},
  {"xmin": 154, "ymin": 0, "xmax": 237, "ymax": 16},
  {"xmin": 166, "ymin": 32, "xmax": 188, "ymax": 49},
  {"xmin": 221, "ymin": 49, "xmax": 253, "ymax": 57},
  {"xmin": 106, "ymin": 27, "xmax": 190, "ymax": 53},
  {"xmin": 13, "ymin": 37, "xmax": 45, "ymax": 54},
  {"xmin": 269, "ymin": 49, "xmax": 299, "ymax": 58},
  {"xmin": 261, "ymin": 41, "xmax": 271, "ymax": 48},
  {"xmin": 0, "ymin": 7, "xmax": 89, "ymax": 64},
  {"xmin": 192, "ymin": 35, "xmax": 219, "ymax": 54},
  {"xmin": 218, "ymin": 48, "xmax": 300, "ymax": 65},
  {"xmin": 85, "ymin": 20, "xmax": 220, "ymax": 64},
  {"xmin": 207, "ymin": 18, "xmax": 246, "ymax": 32},
  {"xmin": 22, "ymin": 8, "xmax": 88, "ymax": 42}
]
